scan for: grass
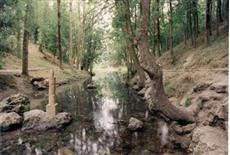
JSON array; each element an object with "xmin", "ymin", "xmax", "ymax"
[
  {"xmin": 1, "ymin": 43, "xmax": 89, "ymax": 83},
  {"xmin": 161, "ymin": 34, "xmax": 228, "ymax": 99}
]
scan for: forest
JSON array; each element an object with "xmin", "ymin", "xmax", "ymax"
[{"xmin": 0, "ymin": 0, "xmax": 229, "ymax": 154}]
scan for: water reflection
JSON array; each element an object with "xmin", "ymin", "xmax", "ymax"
[
  {"xmin": 59, "ymin": 71, "xmax": 145, "ymax": 155},
  {"xmin": 0, "ymin": 71, "xmax": 147, "ymax": 155}
]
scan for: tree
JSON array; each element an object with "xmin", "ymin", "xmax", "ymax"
[
  {"xmin": 168, "ymin": 0, "xmax": 175, "ymax": 63},
  {"xmin": 137, "ymin": 0, "xmax": 194, "ymax": 123},
  {"xmin": 156, "ymin": 0, "xmax": 161, "ymax": 57},
  {"xmin": 22, "ymin": 0, "xmax": 31, "ymax": 76},
  {"xmin": 216, "ymin": 0, "xmax": 223, "ymax": 36},
  {"xmin": 57, "ymin": 0, "xmax": 62, "ymax": 69},
  {"xmin": 206, "ymin": 0, "xmax": 212, "ymax": 45},
  {"xmin": 69, "ymin": 0, "xmax": 73, "ymax": 66}
]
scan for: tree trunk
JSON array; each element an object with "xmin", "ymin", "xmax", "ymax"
[
  {"xmin": 216, "ymin": 0, "xmax": 223, "ymax": 36},
  {"xmin": 206, "ymin": 0, "xmax": 212, "ymax": 45},
  {"xmin": 57, "ymin": 0, "xmax": 62, "ymax": 69},
  {"xmin": 114, "ymin": 0, "xmax": 145, "ymax": 87},
  {"xmin": 193, "ymin": 0, "xmax": 199, "ymax": 47},
  {"xmin": 137, "ymin": 0, "xmax": 194, "ymax": 123},
  {"xmin": 156, "ymin": 0, "xmax": 161, "ymax": 57},
  {"xmin": 22, "ymin": 0, "xmax": 31, "ymax": 76},
  {"xmin": 69, "ymin": 0, "xmax": 73, "ymax": 67},
  {"xmin": 17, "ymin": 30, "xmax": 22, "ymax": 58},
  {"xmin": 169, "ymin": 0, "xmax": 175, "ymax": 64}
]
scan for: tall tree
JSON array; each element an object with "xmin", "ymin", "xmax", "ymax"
[
  {"xmin": 69, "ymin": 0, "xmax": 73, "ymax": 66},
  {"xmin": 137, "ymin": 0, "xmax": 194, "ymax": 122},
  {"xmin": 57, "ymin": 0, "xmax": 62, "ymax": 69},
  {"xmin": 156, "ymin": 0, "xmax": 161, "ymax": 57},
  {"xmin": 168, "ymin": 0, "xmax": 175, "ymax": 63},
  {"xmin": 205, "ymin": 0, "xmax": 212, "ymax": 45},
  {"xmin": 121, "ymin": 0, "xmax": 145, "ymax": 86},
  {"xmin": 192, "ymin": 0, "xmax": 199, "ymax": 47},
  {"xmin": 22, "ymin": 0, "xmax": 31, "ymax": 76},
  {"xmin": 216, "ymin": 0, "xmax": 223, "ymax": 36}
]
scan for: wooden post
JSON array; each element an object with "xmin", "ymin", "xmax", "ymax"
[{"xmin": 46, "ymin": 69, "xmax": 57, "ymax": 117}]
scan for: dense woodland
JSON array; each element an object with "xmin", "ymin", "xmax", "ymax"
[{"xmin": 0, "ymin": 0, "xmax": 228, "ymax": 73}]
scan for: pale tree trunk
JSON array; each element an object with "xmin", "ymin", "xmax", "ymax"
[
  {"xmin": 76, "ymin": 0, "xmax": 81, "ymax": 69},
  {"xmin": 138, "ymin": 0, "xmax": 194, "ymax": 123},
  {"xmin": 22, "ymin": 0, "xmax": 31, "ymax": 76},
  {"xmin": 57, "ymin": 0, "xmax": 62, "ymax": 69},
  {"xmin": 69, "ymin": 0, "xmax": 73, "ymax": 67},
  {"xmin": 169, "ymin": 0, "xmax": 175, "ymax": 64}
]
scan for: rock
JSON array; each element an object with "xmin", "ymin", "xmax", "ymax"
[
  {"xmin": 87, "ymin": 83, "xmax": 96, "ymax": 89},
  {"xmin": 210, "ymin": 82, "xmax": 228, "ymax": 93},
  {"xmin": 172, "ymin": 124, "xmax": 183, "ymax": 134},
  {"xmin": 0, "ymin": 112, "xmax": 23, "ymax": 131},
  {"xmin": 31, "ymin": 77, "xmax": 49, "ymax": 90},
  {"xmin": 0, "ymin": 94, "xmax": 30, "ymax": 115},
  {"xmin": 33, "ymin": 81, "xmax": 48, "ymax": 90},
  {"xmin": 23, "ymin": 109, "xmax": 50, "ymax": 130},
  {"xmin": 182, "ymin": 123, "xmax": 196, "ymax": 134},
  {"xmin": 31, "ymin": 77, "xmax": 45, "ymax": 84},
  {"xmin": 171, "ymin": 134, "xmax": 191, "ymax": 150},
  {"xmin": 189, "ymin": 126, "xmax": 227, "ymax": 155},
  {"xmin": 54, "ymin": 112, "xmax": 72, "ymax": 128},
  {"xmin": 23, "ymin": 109, "xmax": 72, "ymax": 131},
  {"xmin": 128, "ymin": 117, "xmax": 143, "ymax": 131},
  {"xmin": 193, "ymin": 82, "xmax": 212, "ymax": 93}
]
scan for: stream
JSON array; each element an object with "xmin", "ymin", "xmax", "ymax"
[{"xmin": 0, "ymin": 71, "xmax": 182, "ymax": 155}]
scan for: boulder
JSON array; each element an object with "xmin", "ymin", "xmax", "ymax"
[
  {"xmin": 0, "ymin": 112, "xmax": 23, "ymax": 131},
  {"xmin": 189, "ymin": 126, "xmax": 227, "ymax": 155},
  {"xmin": 87, "ymin": 83, "xmax": 96, "ymax": 89},
  {"xmin": 0, "ymin": 94, "xmax": 30, "ymax": 115},
  {"xmin": 22, "ymin": 109, "xmax": 72, "ymax": 131},
  {"xmin": 31, "ymin": 77, "xmax": 45, "ymax": 84},
  {"xmin": 33, "ymin": 81, "xmax": 48, "ymax": 90},
  {"xmin": 128, "ymin": 117, "xmax": 143, "ymax": 131},
  {"xmin": 31, "ymin": 77, "xmax": 49, "ymax": 90},
  {"xmin": 54, "ymin": 112, "xmax": 72, "ymax": 128}
]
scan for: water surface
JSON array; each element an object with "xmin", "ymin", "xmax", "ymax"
[{"xmin": 0, "ymin": 71, "xmax": 176, "ymax": 155}]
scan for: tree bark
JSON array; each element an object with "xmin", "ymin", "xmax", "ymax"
[
  {"xmin": 156, "ymin": 0, "xmax": 161, "ymax": 57},
  {"xmin": 137, "ymin": 0, "xmax": 194, "ymax": 123},
  {"xmin": 69, "ymin": 0, "xmax": 73, "ymax": 67},
  {"xmin": 193, "ymin": 0, "xmax": 199, "ymax": 47},
  {"xmin": 169, "ymin": 0, "xmax": 175, "ymax": 63},
  {"xmin": 22, "ymin": 0, "xmax": 31, "ymax": 76},
  {"xmin": 206, "ymin": 0, "xmax": 212, "ymax": 45},
  {"xmin": 57, "ymin": 0, "xmax": 62, "ymax": 69},
  {"xmin": 216, "ymin": 0, "xmax": 223, "ymax": 36}
]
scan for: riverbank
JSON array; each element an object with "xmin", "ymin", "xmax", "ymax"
[
  {"xmin": 0, "ymin": 43, "xmax": 90, "ymax": 101},
  {"xmin": 129, "ymin": 35, "xmax": 228, "ymax": 154}
]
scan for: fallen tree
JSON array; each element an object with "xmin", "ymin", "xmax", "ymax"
[{"xmin": 137, "ymin": 0, "xmax": 194, "ymax": 123}]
